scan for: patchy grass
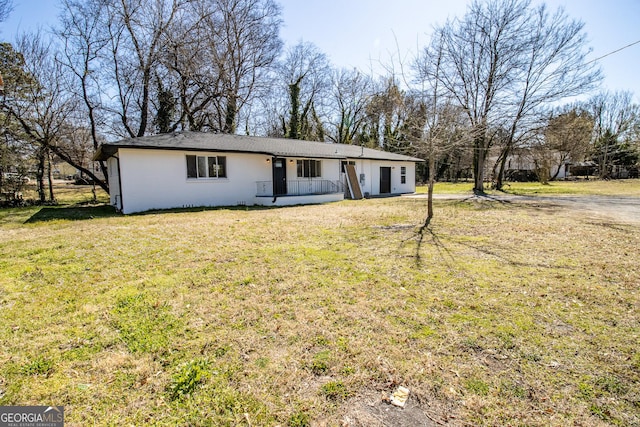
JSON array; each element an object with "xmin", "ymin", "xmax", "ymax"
[
  {"xmin": 417, "ymin": 178, "xmax": 640, "ymax": 196},
  {"xmin": 494, "ymin": 179, "xmax": 640, "ymax": 196},
  {"xmin": 0, "ymin": 184, "xmax": 639, "ymax": 425},
  {"xmin": 0, "ymin": 183, "xmax": 111, "ymax": 228},
  {"xmin": 15, "ymin": 181, "xmax": 110, "ymax": 205},
  {"xmin": 416, "ymin": 181, "xmax": 475, "ymax": 194}
]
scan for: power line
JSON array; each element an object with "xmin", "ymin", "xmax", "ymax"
[{"xmin": 585, "ymin": 39, "xmax": 640, "ymax": 66}]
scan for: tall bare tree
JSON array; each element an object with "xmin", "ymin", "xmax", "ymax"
[
  {"xmin": 492, "ymin": 3, "xmax": 600, "ymax": 189},
  {"xmin": 101, "ymin": 0, "xmax": 184, "ymax": 138},
  {"xmin": 1, "ymin": 33, "xmax": 107, "ymax": 197},
  {"xmin": 327, "ymin": 68, "xmax": 372, "ymax": 145},
  {"xmin": 421, "ymin": 0, "xmax": 600, "ymax": 193},
  {"xmin": 278, "ymin": 41, "xmax": 331, "ymax": 141},
  {"xmin": 57, "ymin": 0, "xmax": 111, "ymax": 188},
  {"xmin": 587, "ymin": 91, "xmax": 640, "ymax": 178},
  {"xmin": 56, "ymin": 0, "xmax": 282, "ymax": 141},
  {"xmin": 542, "ymin": 106, "xmax": 594, "ymax": 180},
  {"xmin": 197, "ymin": 0, "xmax": 282, "ymax": 133},
  {"xmin": 360, "ymin": 76, "xmax": 422, "ymax": 152},
  {"xmin": 0, "ymin": 0, "xmax": 12, "ymax": 25}
]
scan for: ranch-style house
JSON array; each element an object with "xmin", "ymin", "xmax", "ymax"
[{"xmin": 94, "ymin": 132, "xmax": 423, "ymax": 214}]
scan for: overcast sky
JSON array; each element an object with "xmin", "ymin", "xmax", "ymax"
[{"xmin": 3, "ymin": 0, "xmax": 639, "ymax": 100}]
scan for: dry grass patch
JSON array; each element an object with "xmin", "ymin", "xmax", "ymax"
[
  {"xmin": 0, "ymin": 193, "xmax": 639, "ymax": 426},
  {"xmin": 418, "ymin": 178, "xmax": 640, "ymax": 196}
]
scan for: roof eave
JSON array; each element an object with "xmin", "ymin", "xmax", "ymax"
[{"xmin": 94, "ymin": 143, "xmax": 352, "ymax": 161}]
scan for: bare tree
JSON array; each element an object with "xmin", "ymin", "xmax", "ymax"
[
  {"xmin": 492, "ymin": 3, "xmax": 600, "ymax": 189},
  {"xmin": 0, "ymin": 0, "xmax": 12, "ymax": 24},
  {"xmin": 414, "ymin": 34, "xmax": 469, "ymax": 228},
  {"xmin": 158, "ymin": 10, "xmax": 217, "ymax": 132},
  {"xmin": 587, "ymin": 91, "xmax": 640, "ymax": 178},
  {"xmin": 327, "ymin": 68, "xmax": 372, "ymax": 144},
  {"xmin": 422, "ymin": 0, "xmax": 600, "ymax": 194},
  {"xmin": 56, "ymin": 0, "xmax": 282, "ymax": 140},
  {"xmin": 278, "ymin": 41, "xmax": 332, "ymax": 140},
  {"xmin": 2, "ymin": 32, "xmax": 111, "ymax": 199},
  {"xmin": 198, "ymin": 0, "xmax": 282, "ymax": 133},
  {"xmin": 57, "ymin": 0, "xmax": 111, "ymax": 189},
  {"xmin": 360, "ymin": 76, "xmax": 421, "ymax": 152},
  {"xmin": 100, "ymin": 0, "xmax": 184, "ymax": 138},
  {"xmin": 542, "ymin": 106, "xmax": 594, "ymax": 180}
]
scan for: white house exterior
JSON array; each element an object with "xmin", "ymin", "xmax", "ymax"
[{"xmin": 94, "ymin": 132, "xmax": 422, "ymax": 214}]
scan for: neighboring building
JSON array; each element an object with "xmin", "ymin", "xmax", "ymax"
[
  {"xmin": 94, "ymin": 132, "xmax": 422, "ymax": 214},
  {"xmin": 486, "ymin": 149, "xmax": 570, "ymax": 182}
]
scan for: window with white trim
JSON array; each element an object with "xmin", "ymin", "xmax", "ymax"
[
  {"xmin": 297, "ymin": 159, "xmax": 322, "ymax": 178},
  {"xmin": 186, "ymin": 155, "xmax": 226, "ymax": 179},
  {"xmin": 401, "ymin": 166, "xmax": 407, "ymax": 184}
]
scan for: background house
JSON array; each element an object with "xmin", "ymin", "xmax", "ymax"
[{"xmin": 94, "ymin": 132, "xmax": 422, "ymax": 214}]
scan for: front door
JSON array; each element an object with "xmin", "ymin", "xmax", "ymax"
[
  {"xmin": 273, "ymin": 157, "xmax": 287, "ymax": 195},
  {"xmin": 380, "ymin": 167, "xmax": 391, "ymax": 194}
]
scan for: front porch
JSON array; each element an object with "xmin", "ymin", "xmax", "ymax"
[
  {"xmin": 255, "ymin": 179, "xmax": 345, "ymax": 206},
  {"xmin": 256, "ymin": 179, "xmax": 344, "ymax": 197}
]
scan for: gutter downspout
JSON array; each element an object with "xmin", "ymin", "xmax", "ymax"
[
  {"xmin": 115, "ymin": 154, "xmax": 124, "ymax": 213},
  {"xmin": 272, "ymin": 156, "xmax": 278, "ymax": 204}
]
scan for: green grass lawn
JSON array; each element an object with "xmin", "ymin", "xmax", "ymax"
[
  {"xmin": 1, "ymin": 182, "xmax": 639, "ymax": 425},
  {"xmin": 417, "ymin": 178, "xmax": 640, "ymax": 196}
]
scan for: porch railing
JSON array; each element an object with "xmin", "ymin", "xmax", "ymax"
[{"xmin": 256, "ymin": 179, "xmax": 344, "ymax": 197}]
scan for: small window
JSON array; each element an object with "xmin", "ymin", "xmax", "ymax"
[
  {"xmin": 197, "ymin": 156, "xmax": 207, "ymax": 177},
  {"xmin": 297, "ymin": 159, "xmax": 322, "ymax": 178},
  {"xmin": 401, "ymin": 166, "xmax": 407, "ymax": 184},
  {"xmin": 216, "ymin": 156, "xmax": 226, "ymax": 178},
  {"xmin": 341, "ymin": 160, "xmax": 356, "ymax": 172},
  {"xmin": 187, "ymin": 155, "xmax": 227, "ymax": 179},
  {"xmin": 186, "ymin": 155, "xmax": 198, "ymax": 178}
]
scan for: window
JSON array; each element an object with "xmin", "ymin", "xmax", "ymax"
[
  {"xmin": 297, "ymin": 159, "xmax": 322, "ymax": 178},
  {"xmin": 341, "ymin": 160, "xmax": 356, "ymax": 172},
  {"xmin": 401, "ymin": 166, "xmax": 407, "ymax": 184},
  {"xmin": 186, "ymin": 155, "xmax": 226, "ymax": 179}
]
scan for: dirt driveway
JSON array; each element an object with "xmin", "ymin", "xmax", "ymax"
[{"xmin": 407, "ymin": 193, "xmax": 640, "ymax": 224}]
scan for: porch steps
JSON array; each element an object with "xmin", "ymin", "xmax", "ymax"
[{"xmin": 345, "ymin": 164, "xmax": 364, "ymax": 200}]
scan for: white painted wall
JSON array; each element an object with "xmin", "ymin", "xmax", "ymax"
[
  {"xmin": 107, "ymin": 156, "xmax": 122, "ymax": 210},
  {"xmin": 346, "ymin": 159, "xmax": 417, "ymax": 196},
  {"xmin": 114, "ymin": 149, "xmax": 354, "ymax": 213},
  {"xmin": 117, "ymin": 148, "xmax": 272, "ymax": 214},
  {"xmin": 112, "ymin": 148, "xmax": 417, "ymax": 213}
]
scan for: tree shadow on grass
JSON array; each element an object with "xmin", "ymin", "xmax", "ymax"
[
  {"xmin": 25, "ymin": 204, "xmax": 119, "ymax": 223},
  {"xmin": 25, "ymin": 203, "xmax": 284, "ymax": 223}
]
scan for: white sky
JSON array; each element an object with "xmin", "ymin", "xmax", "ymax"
[{"xmin": 2, "ymin": 0, "xmax": 639, "ymax": 100}]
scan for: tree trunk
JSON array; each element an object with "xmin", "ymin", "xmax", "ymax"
[
  {"xmin": 420, "ymin": 153, "xmax": 436, "ymax": 232},
  {"xmin": 473, "ymin": 137, "xmax": 487, "ymax": 194},
  {"xmin": 495, "ymin": 147, "xmax": 509, "ymax": 191},
  {"xmin": 224, "ymin": 95, "xmax": 237, "ymax": 134},
  {"xmin": 427, "ymin": 155, "xmax": 435, "ymax": 222},
  {"xmin": 47, "ymin": 149, "xmax": 55, "ymax": 202},
  {"xmin": 287, "ymin": 78, "xmax": 302, "ymax": 139},
  {"xmin": 36, "ymin": 147, "xmax": 46, "ymax": 203}
]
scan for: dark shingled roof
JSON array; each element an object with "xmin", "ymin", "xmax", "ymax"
[{"xmin": 94, "ymin": 131, "xmax": 424, "ymax": 162}]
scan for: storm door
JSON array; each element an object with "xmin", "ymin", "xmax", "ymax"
[
  {"xmin": 273, "ymin": 157, "xmax": 287, "ymax": 195},
  {"xmin": 380, "ymin": 166, "xmax": 391, "ymax": 194}
]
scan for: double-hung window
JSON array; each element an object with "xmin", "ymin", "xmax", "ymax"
[
  {"xmin": 186, "ymin": 155, "xmax": 226, "ymax": 179},
  {"xmin": 401, "ymin": 166, "xmax": 407, "ymax": 184},
  {"xmin": 297, "ymin": 159, "xmax": 321, "ymax": 178}
]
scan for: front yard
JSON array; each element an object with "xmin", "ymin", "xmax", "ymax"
[{"xmin": 0, "ymin": 181, "xmax": 638, "ymax": 425}]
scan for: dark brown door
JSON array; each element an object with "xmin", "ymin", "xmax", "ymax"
[
  {"xmin": 380, "ymin": 167, "xmax": 391, "ymax": 194},
  {"xmin": 273, "ymin": 157, "xmax": 287, "ymax": 195}
]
